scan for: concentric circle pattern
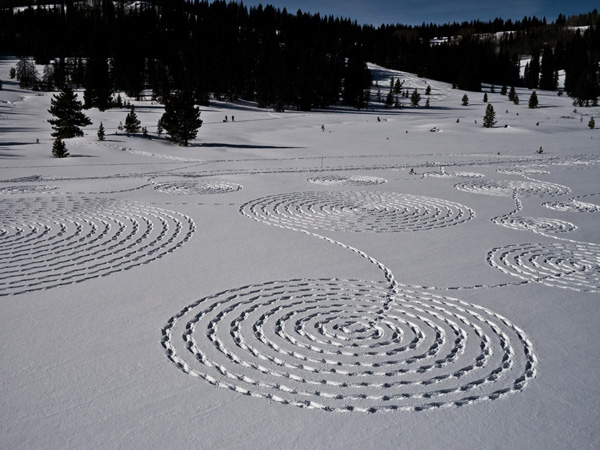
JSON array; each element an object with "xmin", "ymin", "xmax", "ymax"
[
  {"xmin": 492, "ymin": 216, "xmax": 576, "ymax": 236},
  {"xmin": 241, "ymin": 191, "xmax": 474, "ymax": 232},
  {"xmin": 307, "ymin": 175, "xmax": 387, "ymax": 186},
  {"xmin": 488, "ymin": 242, "xmax": 600, "ymax": 292},
  {"xmin": 497, "ymin": 168, "xmax": 551, "ymax": 176},
  {"xmin": 0, "ymin": 196, "xmax": 195, "ymax": 296},
  {"xmin": 162, "ymin": 279, "xmax": 536, "ymax": 412},
  {"xmin": 424, "ymin": 171, "xmax": 484, "ymax": 179},
  {"xmin": 542, "ymin": 199, "xmax": 600, "ymax": 213},
  {"xmin": 455, "ymin": 180, "xmax": 570, "ymax": 197},
  {"xmin": 152, "ymin": 180, "xmax": 243, "ymax": 195},
  {"xmin": 0, "ymin": 185, "xmax": 58, "ymax": 194}
]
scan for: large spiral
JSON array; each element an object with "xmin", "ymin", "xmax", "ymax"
[
  {"xmin": 0, "ymin": 196, "xmax": 195, "ymax": 296},
  {"xmin": 241, "ymin": 191, "xmax": 474, "ymax": 233},
  {"xmin": 162, "ymin": 279, "xmax": 536, "ymax": 412}
]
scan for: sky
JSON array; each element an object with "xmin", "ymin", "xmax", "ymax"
[{"xmin": 234, "ymin": 1, "xmax": 598, "ymax": 26}]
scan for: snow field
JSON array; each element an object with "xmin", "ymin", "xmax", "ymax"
[{"xmin": 1, "ymin": 58, "xmax": 599, "ymax": 449}]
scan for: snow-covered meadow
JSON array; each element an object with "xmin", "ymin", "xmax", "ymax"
[{"xmin": 1, "ymin": 57, "xmax": 599, "ymax": 449}]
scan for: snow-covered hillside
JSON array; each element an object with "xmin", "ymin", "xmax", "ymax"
[{"xmin": 1, "ymin": 58, "xmax": 599, "ymax": 449}]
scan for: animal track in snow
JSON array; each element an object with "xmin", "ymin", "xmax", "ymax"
[
  {"xmin": 241, "ymin": 191, "xmax": 474, "ymax": 233},
  {"xmin": 0, "ymin": 196, "xmax": 195, "ymax": 296},
  {"xmin": 162, "ymin": 279, "xmax": 536, "ymax": 413},
  {"xmin": 307, "ymin": 175, "xmax": 387, "ymax": 186},
  {"xmin": 488, "ymin": 242, "xmax": 600, "ymax": 292}
]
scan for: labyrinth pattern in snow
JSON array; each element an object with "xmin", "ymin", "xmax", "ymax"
[
  {"xmin": 307, "ymin": 175, "xmax": 388, "ymax": 186},
  {"xmin": 152, "ymin": 179, "xmax": 243, "ymax": 195},
  {"xmin": 492, "ymin": 216, "xmax": 576, "ymax": 236},
  {"xmin": 454, "ymin": 180, "xmax": 570, "ymax": 197},
  {"xmin": 488, "ymin": 242, "xmax": 600, "ymax": 292},
  {"xmin": 162, "ymin": 279, "xmax": 536, "ymax": 412},
  {"xmin": 497, "ymin": 168, "xmax": 551, "ymax": 176},
  {"xmin": 0, "ymin": 196, "xmax": 195, "ymax": 296},
  {"xmin": 423, "ymin": 171, "xmax": 484, "ymax": 179},
  {"xmin": 542, "ymin": 198, "xmax": 600, "ymax": 213},
  {"xmin": 241, "ymin": 191, "xmax": 474, "ymax": 233},
  {"xmin": 0, "ymin": 184, "xmax": 59, "ymax": 194}
]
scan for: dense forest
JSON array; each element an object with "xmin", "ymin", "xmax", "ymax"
[{"xmin": 0, "ymin": 1, "xmax": 598, "ymax": 110}]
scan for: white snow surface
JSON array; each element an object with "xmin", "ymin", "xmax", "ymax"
[{"xmin": 1, "ymin": 58, "xmax": 600, "ymax": 449}]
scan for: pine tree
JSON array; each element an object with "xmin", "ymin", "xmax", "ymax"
[
  {"xmin": 528, "ymin": 91, "xmax": 539, "ymax": 109},
  {"xmin": 483, "ymin": 104, "xmax": 496, "ymax": 128},
  {"xmin": 160, "ymin": 92, "xmax": 203, "ymax": 146},
  {"xmin": 385, "ymin": 91, "xmax": 394, "ymax": 107},
  {"xmin": 48, "ymin": 85, "xmax": 92, "ymax": 139},
  {"xmin": 589, "ymin": 117, "xmax": 596, "ymax": 129},
  {"xmin": 410, "ymin": 89, "xmax": 421, "ymax": 107},
  {"xmin": 483, "ymin": 93, "xmax": 488, "ymax": 102},
  {"xmin": 462, "ymin": 94, "xmax": 469, "ymax": 106},
  {"xmin": 124, "ymin": 107, "xmax": 141, "ymax": 136},
  {"xmin": 508, "ymin": 86, "xmax": 516, "ymax": 101},
  {"xmin": 513, "ymin": 95, "xmax": 520, "ymax": 105},
  {"xmin": 16, "ymin": 58, "xmax": 39, "ymax": 89},
  {"xmin": 425, "ymin": 85, "xmax": 431, "ymax": 95},
  {"xmin": 500, "ymin": 85, "xmax": 507, "ymax": 96},
  {"xmin": 393, "ymin": 79, "xmax": 402, "ymax": 95},
  {"xmin": 52, "ymin": 137, "xmax": 69, "ymax": 158},
  {"xmin": 425, "ymin": 98, "xmax": 430, "ymax": 108},
  {"xmin": 41, "ymin": 65, "xmax": 54, "ymax": 91},
  {"xmin": 97, "ymin": 122, "xmax": 105, "ymax": 141}
]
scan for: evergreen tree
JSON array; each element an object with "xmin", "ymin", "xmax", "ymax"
[
  {"xmin": 393, "ymin": 79, "xmax": 402, "ymax": 95},
  {"xmin": 0, "ymin": 78, "xmax": 3, "ymax": 90},
  {"xmin": 16, "ymin": 58, "xmax": 38, "ymax": 89},
  {"xmin": 589, "ymin": 116, "xmax": 596, "ymax": 129},
  {"xmin": 385, "ymin": 91, "xmax": 394, "ymax": 107},
  {"xmin": 526, "ymin": 52, "xmax": 540, "ymax": 89},
  {"xmin": 41, "ymin": 65, "xmax": 54, "ymax": 91},
  {"xmin": 483, "ymin": 92, "xmax": 488, "ymax": 102},
  {"xmin": 500, "ymin": 85, "xmax": 507, "ymax": 96},
  {"xmin": 97, "ymin": 122, "xmax": 106, "ymax": 141},
  {"xmin": 513, "ymin": 94, "xmax": 520, "ymax": 105},
  {"xmin": 160, "ymin": 92, "xmax": 203, "ymax": 146},
  {"xmin": 410, "ymin": 89, "xmax": 421, "ymax": 107},
  {"xmin": 52, "ymin": 137, "xmax": 69, "ymax": 158},
  {"xmin": 124, "ymin": 107, "xmax": 141, "ymax": 136},
  {"xmin": 528, "ymin": 91, "xmax": 539, "ymax": 108},
  {"xmin": 508, "ymin": 86, "xmax": 516, "ymax": 101},
  {"xmin": 462, "ymin": 94, "xmax": 469, "ymax": 106},
  {"xmin": 83, "ymin": 55, "xmax": 112, "ymax": 111},
  {"xmin": 483, "ymin": 104, "xmax": 497, "ymax": 128},
  {"xmin": 540, "ymin": 45, "xmax": 556, "ymax": 90},
  {"xmin": 425, "ymin": 85, "xmax": 431, "ymax": 95},
  {"xmin": 425, "ymin": 98, "xmax": 430, "ymax": 108},
  {"xmin": 48, "ymin": 85, "xmax": 92, "ymax": 139}
]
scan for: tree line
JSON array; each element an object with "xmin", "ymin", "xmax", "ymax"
[{"xmin": 0, "ymin": 1, "xmax": 598, "ymax": 108}]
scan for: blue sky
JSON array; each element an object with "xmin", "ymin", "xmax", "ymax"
[{"xmin": 236, "ymin": 1, "xmax": 598, "ymax": 25}]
